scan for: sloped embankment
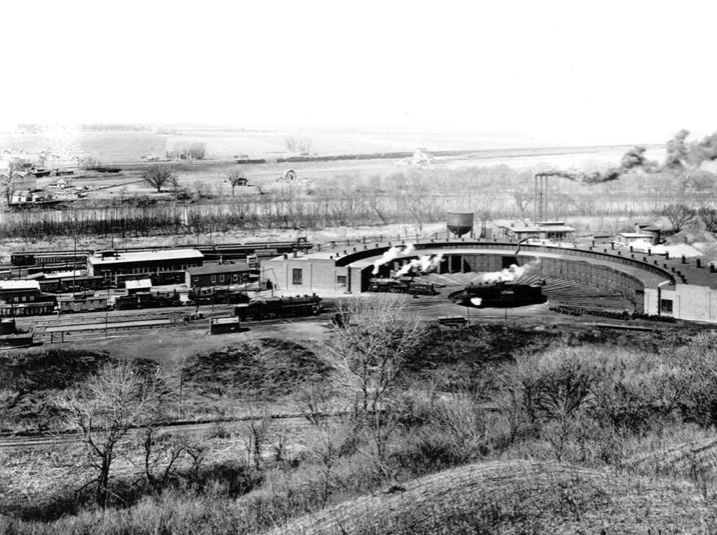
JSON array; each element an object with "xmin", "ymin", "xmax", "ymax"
[{"xmin": 268, "ymin": 460, "xmax": 717, "ymax": 535}]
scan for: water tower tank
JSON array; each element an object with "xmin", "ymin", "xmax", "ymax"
[{"xmin": 447, "ymin": 212, "xmax": 474, "ymax": 237}]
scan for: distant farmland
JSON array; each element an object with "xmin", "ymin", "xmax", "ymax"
[{"xmin": 0, "ymin": 126, "xmax": 637, "ymax": 163}]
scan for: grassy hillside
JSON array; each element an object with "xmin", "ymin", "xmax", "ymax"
[{"xmin": 269, "ymin": 460, "xmax": 717, "ymax": 534}]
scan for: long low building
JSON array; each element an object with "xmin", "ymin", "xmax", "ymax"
[
  {"xmin": 0, "ymin": 280, "xmax": 41, "ymax": 304},
  {"xmin": 87, "ymin": 249, "xmax": 204, "ymax": 286},
  {"xmin": 186, "ymin": 262, "xmax": 254, "ymax": 288}
]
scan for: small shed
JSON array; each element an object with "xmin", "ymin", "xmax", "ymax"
[
  {"xmin": 614, "ymin": 232, "xmax": 654, "ymax": 246},
  {"xmin": 125, "ymin": 279, "xmax": 153, "ymax": 294}
]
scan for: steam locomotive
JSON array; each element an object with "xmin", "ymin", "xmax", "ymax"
[
  {"xmin": 368, "ymin": 277, "xmax": 438, "ymax": 296},
  {"xmin": 233, "ymin": 294, "xmax": 323, "ymax": 321},
  {"xmin": 459, "ymin": 281, "xmax": 547, "ymax": 308}
]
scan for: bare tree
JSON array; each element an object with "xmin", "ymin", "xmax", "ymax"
[
  {"xmin": 662, "ymin": 203, "xmax": 696, "ymax": 233},
  {"xmin": 698, "ymin": 206, "xmax": 717, "ymax": 233},
  {"xmin": 326, "ymin": 295, "xmax": 426, "ymax": 463},
  {"xmin": 186, "ymin": 143, "xmax": 206, "ymax": 160},
  {"xmin": 329, "ymin": 294, "xmax": 426, "ymax": 415},
  {"xmin": 0, "ymin": 158, "xmax": 27, "ymax": 205},
  {"xmin": 227, "ymin": 170, "xmax": 247, "ymax": 197},
  {"xmin": 511, "ymin": 184, "xmax": 533, "ymax": 219},
  {"xmin": 143, "ymin": 164, "xmax": 175, "ymax": 193},
  {"xmin": 55, "ymin": 360, "xmax": 162, "ymax": 507},
  {"xmin": 285, "ymin": 136, "xmax": 313, "ymax": 153}
]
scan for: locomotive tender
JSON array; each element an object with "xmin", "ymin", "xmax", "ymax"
[{"xmin": 460, "ymin": 281, "xmax": 547, "ymax": 308}]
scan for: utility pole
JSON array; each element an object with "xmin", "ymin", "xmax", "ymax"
[{"xmin": 73, "ymin": 235, "xmax": 77, "ymax": 293}]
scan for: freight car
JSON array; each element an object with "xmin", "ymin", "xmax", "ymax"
[
  {"xmin": 58, "ymin": 296, "xmax": 110, "ymax": 313},
  {"xmin": 11, "ymin": 251, "xmax": 90, "ymax": 266},
  {"xmin": 112, "ymin": 292, "xmax": 183, "ymax": 310},
  {"xmin": 0, "ymin": 300, "xmax": 57, "ymax": 317},
  {"xmin": 460, "ymin": 281, "xmax": 547, "ymax": 308},
  {"xmin": 38, "ymin": 276, "xmax": 106, "ymax": 294},
  {"xmin": 368, "ymin": 277, "xmax": 438, "ymax": 296},
  {"xmin": 187, "ymin": 288, "xmax": 250, "ymax": 306},
  {"xmin": 233, "ymin": 294, "xmax": 323, "ymax": 321}
]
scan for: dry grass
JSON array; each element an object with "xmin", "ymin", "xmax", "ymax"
[
  {"xmin": 625, "ymin": 435, "xmax": 717, "ymax": 480},
  {"xmin": 268, "ymin": 459, "xmax": 717, "ymax": 535}
]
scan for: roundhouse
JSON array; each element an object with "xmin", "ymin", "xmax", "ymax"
[{"xmin": 262, "ymin": 236, "xmax": 717, "ymax": 323}]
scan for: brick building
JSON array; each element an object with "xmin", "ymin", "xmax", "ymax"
[{"xmin": 185, "ymin": 262, "xmax": 253, "ymax": 288}]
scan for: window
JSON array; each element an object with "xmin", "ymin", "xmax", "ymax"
[
  {"xmin": 660, "ymin": 299, "xmax": 673, "ymax": 314},
  {"xmin": 192, "ymin": 277, "xmax": 199, "ymax": 283},
  {"xmin": 292, "ymin": 268, "xmax": 303, "ymax": 285},
  {"xmin": 219, "ymin": 275, "xmax": 225, "ymax": 283},
  {"xmin": 337, "ymin": 275, "xmax": 348, "ymax": 287},
  {"xmin": 211, "ymin": 275, "xmax": 216, "ymax": 284},
  {"xmin": 232, "ymin": 274, "xmax": 238, "ymax": 282}
]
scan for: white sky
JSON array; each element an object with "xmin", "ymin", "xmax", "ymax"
[{"xmin": 2, "ymin": 0, "xmax": 716, "ymax": 146}]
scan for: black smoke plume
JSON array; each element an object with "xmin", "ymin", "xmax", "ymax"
[
  {"xmin": 543, "ymin": 145, "xmax": 652, "ymax": 184},
  {"xmin": 665, "ymin": 129, "xmax": 691, "ymax": 170}
]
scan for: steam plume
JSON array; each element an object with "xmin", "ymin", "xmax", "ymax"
[
  {"xmin": 472, "ymin": 258, "xmax": 541, "ymax": 284},
  {"xmin": 372, "ymin": 244, "xmax": 415, "ymax": 275},
  {"xmin": 394, "ymin": 253, "xmax": 444, "ymax": 277}
]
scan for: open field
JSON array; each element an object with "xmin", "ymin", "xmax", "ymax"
[{"xmin": 1, "ymin": 125, "xmax": 638, "ymax": 162}]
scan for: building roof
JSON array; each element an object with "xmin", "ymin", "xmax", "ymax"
[
  {"xmin": 42, "ymin": 270, "xmax": 88, "ymax": 279},
  {"xmin": 617, "ymin": 233, "xmax": 653, "ymax": 238},
  {"xmin": 187, "ymin": 262, "xmax": 251, "ymax": 276},
  {"xmin": 88, "ymin": 249, "xmax": 204, "ymax": 266},
  {"xmin": 0, "ymin": 280, "xmax": 40, "ymax": 291},
  {"xmin": 501, "ymin": 223, "xmax": 575, "ymax": 233}
]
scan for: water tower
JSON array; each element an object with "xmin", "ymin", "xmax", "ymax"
[{"xmin": 446, "ymin": 212, "xmax": 474, "ymax": 238}]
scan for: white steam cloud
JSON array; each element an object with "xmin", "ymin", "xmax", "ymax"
[
  {"xmin": 472, "ymin": 258, "xmax": 541, "ymax": 284},
  {"xmin": 395, "ymin": 253, "xmax": 444, "ymax": 277},
  {"xmin": 372, "ymin": 244, "xmax": 416, "ymax": 275}
]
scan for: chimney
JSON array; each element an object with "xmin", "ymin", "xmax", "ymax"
[
  {"xmin": 292, "ymin": 250, "xmax": 297, "ymax": 258},
  {"xmin": 697, "ymin": 258, "xmax": 702, "ymax": 268},
  {"xmin": 681, "ymin": 255, "xmax": 686, "ymax": 264},
  {"xmin": 635, "ymin": 223, "xmax": 640, "ymax": 233}
]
